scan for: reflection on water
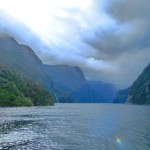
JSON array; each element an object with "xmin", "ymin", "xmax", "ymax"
[{"xmin": 0, "ymin": 104, "xmax": 150, "ymax": 150}]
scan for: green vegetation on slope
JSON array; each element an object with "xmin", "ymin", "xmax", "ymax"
[
  {"xmin": 0, "ymin": 66, "xmax": 54, "ymax": 106},
  {"xmin": 127, "ymin": 63, "xmax": 150, "ymax": 105}
]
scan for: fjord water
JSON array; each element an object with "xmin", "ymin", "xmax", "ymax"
[{"xmin": 0, "ymin": 104, "xmax": 150, "ymax": 150}]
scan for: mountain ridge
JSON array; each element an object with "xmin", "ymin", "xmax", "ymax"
[
  {"xmin": 114, "ymin": 63, "xmax": 150, "ymax": 105},
  {"xmin": 0, "ymin": 35, "xmax": 116, "ymax": 103},
  {"xmin": 126, "ymin": 63, "xmax": 150, "ymax": 104}
]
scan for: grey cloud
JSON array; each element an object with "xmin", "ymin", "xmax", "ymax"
[
  {"xmin": 83, "ymin": 0, "xmax": 150, "ymax": 89},
  {"xmin": 107, "ymin": 0, "xmax": 150, "ymax": 23}
]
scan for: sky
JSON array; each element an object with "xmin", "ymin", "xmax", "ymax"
[{"xmin": 0, "ymin": 0, "xmax": 150, "ymax": 89}]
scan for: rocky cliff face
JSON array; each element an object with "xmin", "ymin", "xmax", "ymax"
[{"xmin": 126, "ymin": 63, "xmax": 150, "ymax": 105}]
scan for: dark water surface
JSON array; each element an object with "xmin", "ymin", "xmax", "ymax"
[{"xmin": 0, "ymin": 104, "xmax": 150, "ymax": 150}]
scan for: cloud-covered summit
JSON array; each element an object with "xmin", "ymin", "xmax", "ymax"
[{"xmin": 0, "ymin": 0, "xmax": 150, "ymax": 89}]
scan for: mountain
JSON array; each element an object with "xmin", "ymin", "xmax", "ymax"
[
  {"xmin": 0, "ymin": 35, "xmax": 116, "ymax": 103},
  {"xmin": 87, "ymin": 81, "xmax": 115, "ymax": 103},
  {"xmin": 69, "ymin": 83, "xmax": 94, "ymax": 103},
  {"xmin": 114, "ymin": 88, "xmax": 129, "ymax": 103},
  {"xmin": 0, "ymin": 36, "xmax": 44, "ymax": 84},
  {"xmin": 42, "ymin": 65, "xmax": 88, "ymax": 103},
  {"xmin": 0, "ymin": 36, "xmax": 90, "ymax": 102},
  {"xmin": 0, "ymin": 66, "xmax": 54, "ymax": 106},
  {"xmin": 126, "ymin": 63, "xmax": 150, "ymax": 105}
]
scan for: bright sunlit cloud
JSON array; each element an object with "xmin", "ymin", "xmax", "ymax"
[
  {"xmin": 0, "ymin": 0, "xmax": 115, "ymax": 73},
  {"xmin": 0, "ymin": 0, "xmax": 115, "ymax": 61},
  {"xmin": 0, "ymin": 0, "xmax": 115, "ymax": 76},
  {"xmin": 0, "ymin": 0, "xmax": 112, "ymax": 45}
]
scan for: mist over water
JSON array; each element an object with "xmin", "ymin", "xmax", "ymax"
[{"xmin": 0, "ymin": 104, "xmax": 150, "ymax": 150}]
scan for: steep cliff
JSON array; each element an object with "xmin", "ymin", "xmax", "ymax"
[
  {"xmin": 0, "ymin": 35, "xmax": 116, "ymax": 103},
  {"xmin": 0, "ymin": 36, "xmax": 89, "ymax": 102},
  {"xmin": 114, "ymin": 88, "xmax": 129, "ymax": 103},
  {"xmin": 126, "ymin": 63, "xmax": 150, "ymax": 105},
  {"xmin": 42, "ymin": 65, "xmax": 87, "ymax": 102},
  {"xmin": 87, "ymin": 81, "xmax": 115, "ymax": 103},
  {"xmin": 0, "ymin": 36, "xmax": 44, "ymax": 84}
]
